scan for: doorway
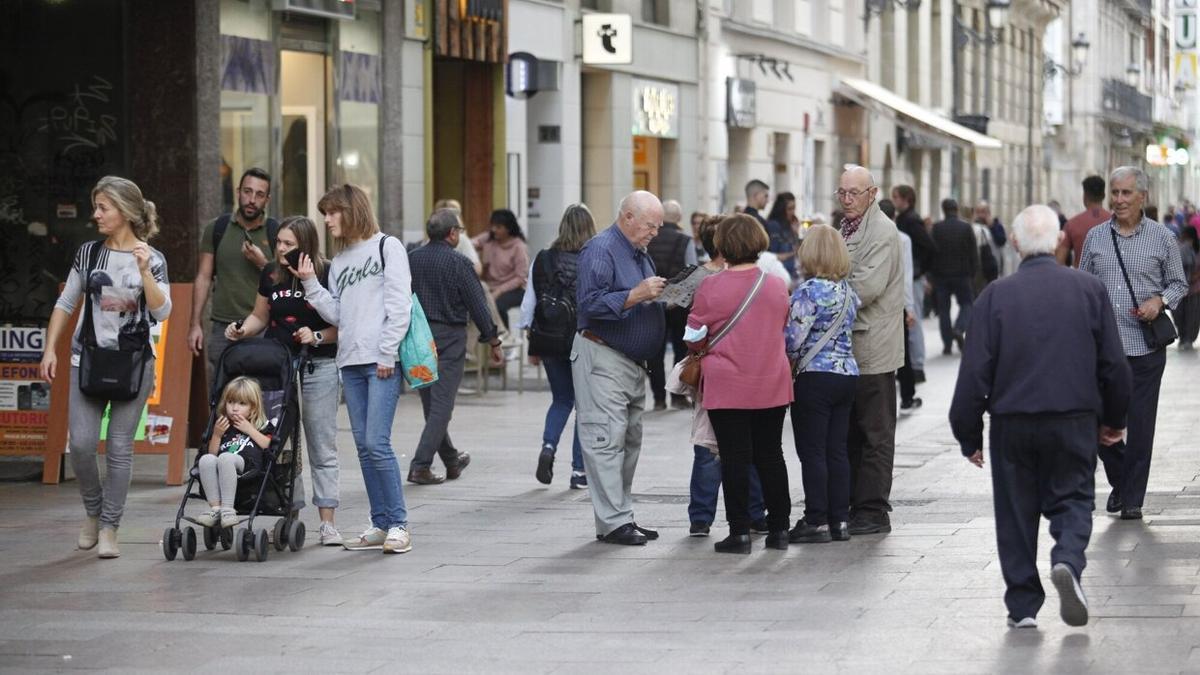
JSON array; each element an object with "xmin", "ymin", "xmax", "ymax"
[
  {"xmin": 433, "ymin": 59, "xmax": 497, "ymax": 236},
  {"xmin": 633, "ymin": 136, "xmax": 661, "ymax": 196},
  {"xmin": 280, "ymin": 50, "xmax": 328, "ymax": 244}
]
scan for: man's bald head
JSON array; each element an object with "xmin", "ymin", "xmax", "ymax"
[
  {"xmin": 837, "ymin": 165, "xmax": 878, "ymax": 219},
  {"xmin": 618, "ymin": 191, "xmax": 664, "ymax": 249},
  {"xmin": 662, "ymin": 199, "xmax": 683, "ymax": 225},
  {"xmin": 841, "ymin": 164, "xmax": 875, "ymax": 189}
]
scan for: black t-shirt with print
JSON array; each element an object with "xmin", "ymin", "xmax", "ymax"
[
  {"xmin": 257, "ymin": 264, "xmax": 336, "ymax": 358},
  {"xmin": 215, "ymin": 422, "xmax": 274, "ymax": 474}
]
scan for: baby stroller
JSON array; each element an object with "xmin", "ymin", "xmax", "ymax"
[{"xmin": 162, "ymin": 338, "xmax": 308, "ymax": 563}]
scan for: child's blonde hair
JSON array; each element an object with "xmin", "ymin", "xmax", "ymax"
[{"xmin": 218, "ymin": 377, "xmax": 267, "ymax": 428}]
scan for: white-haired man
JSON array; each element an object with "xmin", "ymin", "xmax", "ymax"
[
  {"xmin": 951, "ymin": 204, "xmax": 1131, "ymax": 629},
  {"xmin": 1079, "ymin": 166, "xmax": 1188, "ymax": 520},
  {"xmin": 573, "ymin": 191, "xmax": 667, "ymax": 545},
  {"xmin": 836, "ymin": 165, "xmax": 907, "ymax": 535}
]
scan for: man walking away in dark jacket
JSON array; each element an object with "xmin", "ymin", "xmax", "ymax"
[
  {"xmin": 891, "ymin": 184, "xmax": 935, "ymax": 381},
  {"xmin": 950, "ymin": 204, "xmax": 1131, "ymax": 629},
  {"xmin": 931, "ymin": 199, "xmax": 977, "ymax": 355},
  {"xmin": 646, "ymin": 199, "xmax": 696, "ymax": 410}
]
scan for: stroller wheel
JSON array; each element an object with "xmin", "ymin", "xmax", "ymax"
[
  {"xmin": 182, "ymin": 527, "xmax": 198, "ymax": 561},
  {"xmin": 273, "ymin": 518, "xmax": 288, "ymax": 552},
  {"xmin": 254, "ymin": 528, "xmax": 270, "ymax": 562},
  {"xmin": 219, "ymin": 526, "xmax": 233, "ymax": 551},
  {"xmin": 202, "ymin": 526, "xmax": 216, "ymax": 551},
  {"xmin": 162, "ymin": 527, "xmax": 178, "ymax": 561},
  {"xmin": 235, "ymin": 527, "xmax": 250, "ymax": 562},
  {"xmin": 287, "ymin": 519, "xmax": 306, "ymax": 552}
]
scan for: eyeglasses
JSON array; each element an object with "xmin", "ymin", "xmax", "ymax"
[{"xmin": 834, "ymin": 188, "xmax": 874, "ymax": 200}]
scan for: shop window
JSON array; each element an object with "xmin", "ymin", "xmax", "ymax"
[{"xmin": 641, "ymin": 0, "xmax": 668, "ymax": 26}]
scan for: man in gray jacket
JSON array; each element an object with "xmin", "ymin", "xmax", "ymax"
[{"xmin": 837, "ymin": 165, "xmax": 907, "ymax": 535}]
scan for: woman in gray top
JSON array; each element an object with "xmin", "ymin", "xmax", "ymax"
[{"xmin": 40, "ymin": 176, "xmax": 172, "ymax": 559}]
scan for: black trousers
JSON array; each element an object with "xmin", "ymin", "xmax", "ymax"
[
  {"xmin": 792, "ymin": 372, "xmax": 857, "ymax": 526},
  {"xmin": 708, "ymin": 406, "xmax": 791, "ymax": 534},
  {"xmin": 897, "ymin": 321, "xmax": 916, "ymax": 404},
  {"xmin": 933, "ymin": 275, "xmax": 973, "ymax": 349},
  {"xmin": 847, "ymin": 372, "xmax": 897, "ymax": 516},
  {"xmin": 990, "ymin": 413, "xmax": 1097, "ymax": 620},
  {"xmin": 494, "ymin": 288, "xmax": 524, "ymax": 330},
  {"xmin": 647, "ymin": 307, "xmax": 689, "ymax": 403},
  {"xmin": 1098, "ymin": 349, "xmax": 1167, "ymax": 509}
]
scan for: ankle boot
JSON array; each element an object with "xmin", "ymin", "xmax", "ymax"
[
  {"xmin": 78, "ymin": 515, "xmax": 100, "ymax": 550},
  {"xmin": 97, "ymin": 527, "xmax": 120, "ymax": 559},
  {"xmin": 713, "ymin": 533, "xmax": 751, "ymax": 554},
  {"xmin": 765, "ymin": 530, "xmax": 790, "ymax": 550}
]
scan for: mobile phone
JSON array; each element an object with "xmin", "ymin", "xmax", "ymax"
[{"xmin": 284, "ymin": 248, "xmax": 303, "ymax": 270}]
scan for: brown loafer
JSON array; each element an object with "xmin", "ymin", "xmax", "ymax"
[
  {"xmin": 407, "ymin": 467, "xmax": 445, "ymax": 485},
  {"xmin": 445, "ymin": 452, "xmax": 471, "ymax": 480}
]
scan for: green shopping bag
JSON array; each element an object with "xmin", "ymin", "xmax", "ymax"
[{"xmin": 400, "ymin": 294, "xmax": 439, "ymax": 389}]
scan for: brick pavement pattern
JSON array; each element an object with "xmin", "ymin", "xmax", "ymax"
[{"xmin": 2, "ymin": 320, "xmax": 1200, "ymax": 673}]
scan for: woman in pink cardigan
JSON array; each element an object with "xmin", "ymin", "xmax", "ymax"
[
  {"xmin": 472, "ymin": 208, "xmax": 530, "ymax": 329},
  {"xmin": 686, "ymin": 214, "xmax": 794, "ymax": 554}
]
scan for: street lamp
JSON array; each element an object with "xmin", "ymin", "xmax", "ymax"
[
  {"xmin": 1126, "ymin": 63, "xmax": 1142, "ymax": 87},
  {"xmin": 986, "ymin": 0, "xmax": 1010, "ymax": 31},
  {"xmin": 1046, "ymin": 32, "xmax": 1090, "ymax": 79}
]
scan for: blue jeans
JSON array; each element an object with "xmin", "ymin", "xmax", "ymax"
[
  {"xmin": 340, "ymin": 364, "xmax": 407, "ymax": 529},
  {"xmin": 541, "ymin": 356, "xmax": 584, "ymax": 472},
  {"xmin": 687, "ymin": 446, "xmax": 765, "ymax": 524}
]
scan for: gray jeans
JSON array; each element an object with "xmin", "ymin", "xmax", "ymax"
[
  {"xmin": 197, "ymin": 452, "xmax": 244, "ymax": 508},
  {"xmin": 411, "ymin": 323, "xmax": 467, "ymax": 470},
  {"xmin": 68, "ymin": 359, "xmax": 156, "ymax": 529},
  {"xmin": 206, "ymin": 320, "xmax": 232, "ymax": 378},
  {"xmin": 570, "ymin": 335, "xmax": 646, "ymax": 536},
  {"xmin": 292, "ymin": 356, "xmax": 341, "ymax": 508}
]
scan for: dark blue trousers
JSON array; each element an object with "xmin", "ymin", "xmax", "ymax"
[
  {"xmin": 791, "ymin": 372, "xmax": 857, "ymax": 526},
  {"xmin": 989, "ymin": 413, "xmax": 1097, "ymax": 620},
  {"xmin": 1098, "ymin": 349, "xmax": 1166, "ymax": 509}
]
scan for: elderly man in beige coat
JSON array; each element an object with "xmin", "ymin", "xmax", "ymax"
[{"xmin": 836, "ymin": 165, "xmax": 907, "ymax": 535}]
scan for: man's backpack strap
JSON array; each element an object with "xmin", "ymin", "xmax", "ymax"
[{"xmin": 211, "ymin": 214, "xmax": 280, "ymax": 279}]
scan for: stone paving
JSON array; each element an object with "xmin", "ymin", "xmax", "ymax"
[{"xmin": 2, "ymin": 318, "xmax": 1200, "ymax": 673}]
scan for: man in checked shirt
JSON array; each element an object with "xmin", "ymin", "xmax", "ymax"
[{"xmin": 1079, "ymin": 166, "xmax": 1188, "ymax": 520}]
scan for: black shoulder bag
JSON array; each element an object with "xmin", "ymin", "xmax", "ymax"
[
  {"xmin": 1110, "ymin": 226, "xmax": 1177, "ymax": 351},
  {"xmin": 77, "ymin": 243, "xmax": 152, "ymax": 400}
]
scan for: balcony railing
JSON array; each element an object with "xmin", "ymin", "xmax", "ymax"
[{"xmin": 1102, "ymin": 78, "xmax": 1153, "ymax": 128}]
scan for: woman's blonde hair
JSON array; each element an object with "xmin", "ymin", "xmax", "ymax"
[
  {"xmin": 317, "ymin": 183, "xmax": 379, "ymax": 243},
  {"xmin": 218, "ymin": 376, "xmax": 268, "ymax": 429},
  {"xmin": 551, "ymin": 204, "xmax": 596, "ymax": 252},
  {"xmin": 92, "ymin": 176, "xmax": 159, "ymax": 241},
  {"xmin": 433, "ymin": 198, "xmax": 462, "ymax": 213},
  {"xmin": 798, "ymin": 223, "xmax": 851, "ymax": 281}
]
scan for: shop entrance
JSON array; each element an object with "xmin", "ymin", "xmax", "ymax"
[
  {"xmin": 280, "ymin": 50, "xmax": 329, "ymax": 235},
  {"xmin": 433, "ymin": 59, "xmax": 497, "ymax": 235},
  {"xmin": 633, "ymin": 136, "xmax": 661, "ymax": 196}
]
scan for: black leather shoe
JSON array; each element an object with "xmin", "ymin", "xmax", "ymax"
[
  {"xmin": 599, "ymin": 523, "xmax": 647, "ymax": 546},
  {"xmin": 632, "ymin": 523, "xmax": 658, "ymax": 540},
  {"xmin": 848, "ymin": 513, "xmax": 891, "ymax": 535},
  {"xmin": 942, "ymin": 345, "xmax": 953, "ymax": 356},
  {"xmin": 1106, "ymin": 490, "xmax": 1123, "ymax": 514},
  {"xmin": 713, "ymin": 533, "xmax": 751, "ymax": 554},
  {"xmin": 689, "ymin": 521, "xmax": 711, "ymax": 537},
  {"xmin": 653, "ymin": 399, "xmax": 667, "ymax": 411},
  {"xmin": 954, "ymin": 331, "xmax": 966, "ymax": 352},
  {"xmin": 535, "ymin": 450, "xmax": 554, "ymax": 485},
  {"xmin": 445, "ymin": 452, "xmax": 470, "ymax": 480},
  {"xmin": 764, "ymin": 530, "xmax": 789, "ymax": 550},
  {"xmin": 829, "ymin": 521, "xmax": 850, "ymax": 541},
  {"xmin": 788, "ymin": 518, "xmax": 832, "ymax": 543},
  {"xmin": 913, "ymin": 369, "xmax": 926, "ymax": 384},
  {"xmin": 749, "ymin": 519, "xmax": 769, "ymax": 534},
  {"xmin": 1120, "ymin": 507, "xmax": 1143, "ymax": 520}
]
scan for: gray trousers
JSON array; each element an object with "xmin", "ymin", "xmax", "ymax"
[
  {"xmin": 909, "ymin": 276, "xmax": 927, "ymax": 371},
  {"xmin": 68, "ymin": 359, "xmax": 156, "ymax": 528},
  {"xmin": 411, "ymin": 322, "xmax": 467, "ymax": 470},
  {"xmin": 197, "ymin": 452, "xmax": 245, "ymax": 508},
  {"xmin": 292, "ymin": 356, "xmax": 341, "ymax": 509},
  {"xmin": 206, "ymin": 320, "xmax": 232, "ymax": 378},
  {"xmin": 570, "ymin": 335, "xmax": 646, "ymax": 536}
]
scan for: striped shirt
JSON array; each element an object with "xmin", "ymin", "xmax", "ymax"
[{"xmin": 1079, "ymin": 216, "xmax": 1188, "ymax": 356}]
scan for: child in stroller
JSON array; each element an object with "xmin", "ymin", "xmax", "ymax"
[{"xmin": 195, "ymin": 377, "xmax": 274, "ymax": 529}]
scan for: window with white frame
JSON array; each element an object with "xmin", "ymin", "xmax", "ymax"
[
  {"xmin": 794, "ymin": 0, "xmax": 811, "ymax": 35},
  {"xmin": 829, "ymin": 0, "xmax": 845, "ymax": 47},
  {"xmin": 752, "ymin": 0, "xmax": 773, "ymax": 23}
]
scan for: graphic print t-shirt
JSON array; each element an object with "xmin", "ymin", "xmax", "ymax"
[
  {"xmin": 218, "ymin": 422, "xmax": 273, "ymax": 456},
  {"xmin": 55, "ymin": 241, "xmax": 171, "ymax": 366},
  {"xmin": 258, "ymin": 264, "xmax": 336, "ymax": 359}
]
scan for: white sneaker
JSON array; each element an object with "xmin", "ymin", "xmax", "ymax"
[
  {"xmin": 195, "ymin": 508, "xmax": 220, "ymax": 528},
  {"xmin": 1006, "ymin": 616, "xmax": 1038, "ymax": 629},
  {"xmin": 382, "ymin": 526, "xmax": 412, "ymax": 554},
  {"xmin": 219, "ymin": 508, "xmax": 240, "ymax": 529},
  {"xmin": 1051, "ymin": 563, "xmax": 1089, "ymax": 627},
  {"xmin": 318, "ymin": 522, "xmax": 343, "ymax": 546},
  {"xmin": 343, "ymin": 526, "xmax": 387, "ymax": 550}
]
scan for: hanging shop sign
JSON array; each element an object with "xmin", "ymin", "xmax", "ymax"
[
  {"xmin": 727, "ymin": 77, "xmax": 756, "ymax": 128},
  {"xmin": 631, "ymin": 78, "xmax": 678, "ymax": 139},
  {"xmin": 1146, "ymin": 143, "xmax": 1190, "ymax": 166},
  {"xmin": 582, "ymin": 13, "xmax": 633, "ymax": 65}
]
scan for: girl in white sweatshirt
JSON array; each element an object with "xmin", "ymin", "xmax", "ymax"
[{"xmin": 298, "ymin": 184, "xmax": 413, "ymax": 554}]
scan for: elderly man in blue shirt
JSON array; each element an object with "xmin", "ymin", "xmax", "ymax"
[
  {"xmin": 573, "ymin": 191, "xmax": 668, "ymax": 546},
  {"xmin": 1079, "ymin": 166, "xmax": 1188, "ymax": 520}
]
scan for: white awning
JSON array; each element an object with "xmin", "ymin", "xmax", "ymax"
[{"xmin": 838, "ymin": 77, "xmax": 1003, "ymax": 150}]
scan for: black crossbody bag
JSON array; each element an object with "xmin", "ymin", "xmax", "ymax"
[
  {"xmin": 1109, "ymin": 226, "xmax": 1177, "ymax": 351},
  {"xmin": 77, "ymin": 243, "xmax": 152, "ymax": 401}
]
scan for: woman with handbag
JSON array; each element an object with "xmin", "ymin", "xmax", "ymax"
[
  {"xmin": 224, "ymin": 215, "xmax": 343, "ymax": 545},
  {"xmin": 685, "ymin": 214, "xmax": 793, "ymax": 554},
  {"xmin": 297, "ymin": 184, "xmax": 414, "ymax": 554},
  {"xmin": 784, "ymin": 224, "xmax": 860, "ymax": 544},
  {"xmin": 521, "ymin": 204, "xmax": 595, "ymax": 489},
  {"xmin": 40, "ymin": 176, "xmax": 171, "ymax": 558}
]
